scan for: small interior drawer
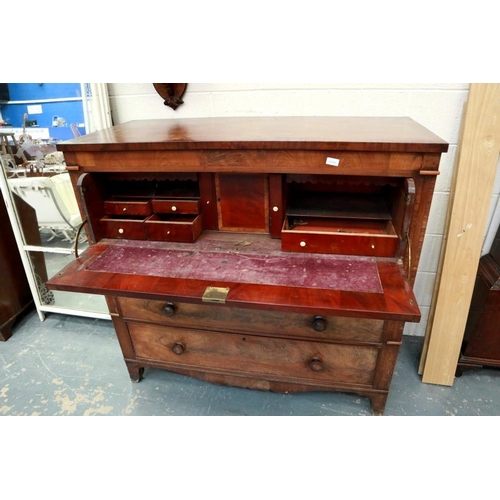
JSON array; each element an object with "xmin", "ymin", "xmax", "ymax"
[
  {"xmin": 104, "ymin": 199, "xmax": 152, "ymax": 216},
  {"xmin": 152, "ymin": 198, "xmax": 201, "ymax": 214},
  {"xmin": 100, "ymin": 215, "xmax": 147, "ymax": 240},
  {"xmin": 281, "ymin": 216, "xmax": 399, "ymax": 256},
  {"xmin": 145, "ymin": 214, "xmax": 203, "ymax": 242}
]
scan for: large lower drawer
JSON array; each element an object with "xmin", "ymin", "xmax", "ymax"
[
  {"xmin": 118, "ymin": 297, "xmax": 385, "ymax": 343},
  {"xmin": 127, "ymin": 322, "xmax": 379, "ymax": 386}
]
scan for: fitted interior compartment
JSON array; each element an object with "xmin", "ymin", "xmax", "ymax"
[
  {"xmin": 285, "ymin": 217, "xmax": 396, "ymax": 234},
  {"xmin": 78, "ymin": 172, "xmax": 203, "ymax": 243},
  {"xmin": 155, "ymin": 178, "xmax": 200, "ymax": 198},
  {"xmin": 286, "ymin": 192, "xmax": 392, "ymax": 220},
  {"xmin": 102, "ymin": 173, "xmax": 200, "ymax": 199},
  {"xmin": 282, "ymin": 175, "xmax": 414, "ymax": 257},
  {"xmin": 281, "ymin": 217, "xmax": 399, "ymax": 256},
  {"xmin": 78, "ymin": 171, "xmax": 414, "ymax": 254}
]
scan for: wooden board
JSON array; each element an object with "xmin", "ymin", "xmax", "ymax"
[{"xmin": 420, "ymin": 83, "xmax": 500, "ymax": 386}]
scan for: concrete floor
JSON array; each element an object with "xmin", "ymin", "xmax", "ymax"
[{"xmin": 1, "ymin": 308, "xmax": 500, "ymax": 416}]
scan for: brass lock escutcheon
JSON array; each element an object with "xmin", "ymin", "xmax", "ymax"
[{"xmin": 202, "ymin": 286, "xmax": 230, "ymax": 304}]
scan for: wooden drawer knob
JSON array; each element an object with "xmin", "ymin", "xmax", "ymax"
[
  {"xmin": 172, "ymin": 342, "xmax": 185, "ymax": 355},
  {"xmin": 309, "ymin": 356, "xmax": 324, "ymax": 372},
  {"xmin": 312, "ymin": 316, "xmax": 327, "ymax": 332},
  {"xmin": 162, "ymin": 302, "xmax": 176, "ymax": 317}
]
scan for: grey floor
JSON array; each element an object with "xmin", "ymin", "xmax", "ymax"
[{"xmin": 2, "ymin": 308, "xmax": 500, "ymax": 416}]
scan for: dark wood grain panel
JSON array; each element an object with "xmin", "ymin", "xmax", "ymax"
[
  {"xmin": 70, "ymin": 150, "xmax": 426, "ymax": 176},
  {"xmin": 372, "ymin": 321, "xmax": 405, "ymax": 389},
  {"xmin": 216, "ymin": 174, "xmax": 269, "ymax": 232},
  {"xmin": 56, "ymin": 117, "xmax": 449, "ymax": 153},
  {"xmin": 408, "ymin": 174, "xmax": 437, "ymax": 283},
  {"xmin": 198, "ymin": 173, "xmax": 218, "ymax": 230},
  {"xmin": 128, "ymin": 322, "xmax": 379, "ymax": 386},
  {"xmin": 457, "ymin": 226, "xmax": 500, "ymax": 372},
  {"xmin": 0, "ymin": 192, "xmax": 35, "ymax": 340},
  {"xmin": 118, "ymin": 297, "xmax": 385, "ymax": 344}
]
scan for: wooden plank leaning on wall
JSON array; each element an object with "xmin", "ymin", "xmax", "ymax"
[{"xmin": 419, "ymin": 83, "xmax": 500, "ymax": 386}]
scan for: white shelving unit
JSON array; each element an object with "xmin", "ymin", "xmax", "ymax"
[{"xmin": 0, "ymin": 83, "xmax": 113, "ymax": 322}]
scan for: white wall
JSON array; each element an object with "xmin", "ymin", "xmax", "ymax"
[{"xmin": 106, "ymin": 83, "xmax": 500, "ymax": 337}]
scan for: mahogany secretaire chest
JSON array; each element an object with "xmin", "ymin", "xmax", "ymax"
[{"xmin": 47, "ymin": 117, "xmax": 449, "ymax": 414}]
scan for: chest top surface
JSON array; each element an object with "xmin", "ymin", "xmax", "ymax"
[{"xmin": 56, "ymin": 116, "xmax": 449, "ymax": 154}]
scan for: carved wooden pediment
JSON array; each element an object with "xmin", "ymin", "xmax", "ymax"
[{"xmin": 153, "ymin": 83, "xmax": 187, "ymax": 110}]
